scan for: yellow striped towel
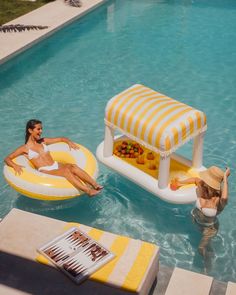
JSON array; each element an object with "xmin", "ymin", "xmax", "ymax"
[{"xmin": 36, "ymin": 222, "xmax": 159, "ymax": 293}]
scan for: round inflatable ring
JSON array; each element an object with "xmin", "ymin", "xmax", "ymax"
[{"xmin": 3, "ymin": 142, "xmax": 99, "ymax": 201}]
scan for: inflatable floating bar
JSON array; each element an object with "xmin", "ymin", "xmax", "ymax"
[
  {"xmin": 96, "ymin": 84, "xmax": 207, "ymax": 204},
  {"xmin": 4, "ymin": 142, "xmax": 98, "ymax": 201}
]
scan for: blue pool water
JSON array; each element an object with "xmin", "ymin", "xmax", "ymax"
[{"xmin": 0, "ymin": 0, "xmax": 236, "ymax": 282}]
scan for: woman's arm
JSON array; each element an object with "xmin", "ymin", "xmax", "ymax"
[
  {"xmin": 4, "ymin": 145, "xmax": 26, "ymax": 175},
  {"xmin": 43, "ymin": 137, "xmax": 79, "ymax": 149},
  {"xmin": 219, "ymin": 167, "xmax": 230, "ymax": 206},
  {"xmin": 177, "ymin": 177, "xmax": 200, "ymax": 185},
  {"xmin": 170, "ymin": 177, "xmax": 201, "ymax": 190}
]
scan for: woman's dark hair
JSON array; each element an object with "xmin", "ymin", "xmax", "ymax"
[{"xmin": 25, "ymin": 119, "xmax": 42, "ymax": 143}]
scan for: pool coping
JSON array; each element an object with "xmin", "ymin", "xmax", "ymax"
[{"xmin": 0, "ymin": 0, "xmax": 105, "ymax": 65}]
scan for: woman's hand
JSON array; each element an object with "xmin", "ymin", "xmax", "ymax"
[
  {"xmin": 224, "ymin": 167, "xmax": 230, "ymax": 178},
  {"xmin": 220, "ymin": 167, "xmax": 230, "ymax": 204},
  {"xmin": 170, "ymin": 178, "xmax": 180, "ymax": 191},
  {"xmin": 13, "ymin": 164, "xmax": 24, "ymax": 176}
]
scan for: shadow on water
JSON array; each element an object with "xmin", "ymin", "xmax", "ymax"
[
  {"xmin": 15, "ymin": 194, "xmax": 93, "ymax": 223},
  {"xmin": 85, "ymin": 172, "xmax": 197, "ymax": 236},
  {"xmin": 14, "ymin": 171, "xmax": 195, "ymax": 234},
  {"xmin": 13, "ymin": 171, "xmax": 198, "ymax": 228}
]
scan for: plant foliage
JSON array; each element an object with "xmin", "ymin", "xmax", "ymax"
[{"xmin": 65, "ymin": 0, "xmax": 82, "ymax": 8}]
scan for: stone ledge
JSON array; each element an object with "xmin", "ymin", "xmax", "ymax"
[{"xmin": 0, "ymin": 0, "xmax": 105, "ymax": 64}]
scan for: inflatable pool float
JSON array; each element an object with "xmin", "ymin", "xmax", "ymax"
[
  {"xmin": 96, "ymin": 84, "xmax": 207, "ymax": 204},
  {"xmin": 3, "ymin": 142, "xmax": 99, "ymax": 201}
]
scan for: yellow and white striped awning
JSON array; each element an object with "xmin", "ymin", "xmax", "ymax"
[{"xmin": 105, "ymin": 84, "xmax": 207, "ymax": 156}]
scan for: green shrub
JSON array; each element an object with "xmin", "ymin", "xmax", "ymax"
[{"xmin": 0, "ymin": 0, "xmax": 56, "ymax": 25}]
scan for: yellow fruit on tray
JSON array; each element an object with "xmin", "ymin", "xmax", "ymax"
[
  {"xmin": 148, "ymin": 161, "xmax": 157, "ymax": 170},
  {"xmin": 147, "ymin": 152, "xmax": 155, "ymax": 160},
  {"xmin": 136, "ymin": 155, "xmax": 145, "ymax": 164}
]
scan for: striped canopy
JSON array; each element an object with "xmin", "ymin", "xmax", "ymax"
[{"xmin": 105, "ymin": 84, "xmax": 207, "ymax": 156}]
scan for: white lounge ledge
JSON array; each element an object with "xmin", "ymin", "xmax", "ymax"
[
  {"xmin": 225, "ymin": 281, "xmax": 236, "ymax": 295},
  {"xmin": 165, "ymin": 267, "xmax": 213, "ymax": 295},
  {"xmin": 0, "ymin": 208, "xmax": 159, "ymax": 295}
]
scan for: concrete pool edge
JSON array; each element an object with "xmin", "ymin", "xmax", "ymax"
[{"xmin": 0, "ymin": 0, "xmax": 105, "ymax": 65}]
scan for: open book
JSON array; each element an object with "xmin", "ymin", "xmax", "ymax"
[{"xmin": 37, "ymin": 227, "xmax": 115, "ymax": 284}]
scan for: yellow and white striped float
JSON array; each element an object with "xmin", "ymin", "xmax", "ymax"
[
  {"xmin": 3, "ymin": 142, "xmax": 98, "ymax": 201},
  {"xmin": 96, "ymin": 84, "xmax": 207, "ymax": 204}
]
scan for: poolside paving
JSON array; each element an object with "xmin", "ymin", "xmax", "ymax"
[
  {"xmin": 165, "ymin": 267, "xmax": 213, "ymax": 295},
  {"xmin": 0, "ymin": 0, "xmax": 105, "ymax": 64},
  {"xmin": 225, "ymin": 282, "xmax": 236, "ymax": 295}
]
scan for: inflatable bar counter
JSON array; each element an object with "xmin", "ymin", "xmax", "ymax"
[{"xmin": 97, "ymin": 84, "xmax": 207, "ymax": 204}]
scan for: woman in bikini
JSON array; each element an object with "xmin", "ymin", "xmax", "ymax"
[
  {"xmin": 4, "ymin": 119, "xmax": 103, "ymax": 197},
  {"xmin": 171, "ymin": 166, "xmax": 230, "ymax": 256}
]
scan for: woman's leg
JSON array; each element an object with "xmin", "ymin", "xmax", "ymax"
[
  {"xmin": 198, "ymin": 223, "xmax": 219, "ymax": 257},
  {"xmin": 40, "ymin": 164, "xmax": 101, "ymax": 196},
  {"xmin": 70, "ymin": 164, "xmax": 103, "ymax": 190}
]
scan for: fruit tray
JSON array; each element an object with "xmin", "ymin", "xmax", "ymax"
[{"xmin": 37, "ymin": 227, "xmax": 115, "ymax": 284}]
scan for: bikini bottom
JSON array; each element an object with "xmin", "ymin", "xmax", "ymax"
[
  {"xmin": 191, "ymin": 208, "xmax": 218, "ymax": 227},
  {"xmin": 191, "ymin": 208, "xmax": 219, "ymax": 256},
  {"xmin": 38, "ymin": 161, "xmax": 59, "ymax": 172}
]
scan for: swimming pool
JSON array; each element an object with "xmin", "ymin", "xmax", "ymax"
[{"xmin": 0, "ymin": 0, "xmax": 236, "ymax": 282}]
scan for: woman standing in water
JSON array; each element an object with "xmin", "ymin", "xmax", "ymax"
[
  {"xmin": 171, "ymin": 166, "xmax": 230, "ymax": 256},
  {"xmin": 4, "ymin": 119, "xmax": 103, "ymax": 197}
]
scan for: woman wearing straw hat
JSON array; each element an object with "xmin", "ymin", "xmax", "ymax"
[{"xmin": 171, "ymin": 166, "xmax": 230, "ymax": 256}]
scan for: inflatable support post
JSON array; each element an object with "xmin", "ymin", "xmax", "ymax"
[
  {"xmin": 104, "ymin": 125, "xmax": 114, "ymax": 157},
  {"xmin": 192, "ymin": 132, "xmax": 205, "ymax": 169},
  {"xmin": 158, "ymin": 155, "xmax": 170, "ymax": 189}
]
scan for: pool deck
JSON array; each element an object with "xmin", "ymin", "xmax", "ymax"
[{"xmin": 0, "ymin": 0, "xmax": 105, "ymax": 65}]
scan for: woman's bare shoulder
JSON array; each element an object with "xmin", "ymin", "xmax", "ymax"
[
  {"xmin": 16, "ymin": 144, "xmax": 28, "ymax": 154},
  {"xmin": 195, "ymin": 178, "xmax": 203, "ymax": 186},
  {"xmin": 6, "ymin": 144, "xmax": 28, "ymax": 159}
]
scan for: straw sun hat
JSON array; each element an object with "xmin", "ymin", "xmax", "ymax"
[{"xmin": 199, "ymin": 166, "xmax": 224, "ymax": 190}]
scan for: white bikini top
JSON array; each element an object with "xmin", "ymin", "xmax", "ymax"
[
  {"xmin": 196, "ymin": 198, "xmax": 217, "ymax": 217},
  {"xmin": 28, "ymin": 143, "xmax": 49, "ymax": 160}
]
